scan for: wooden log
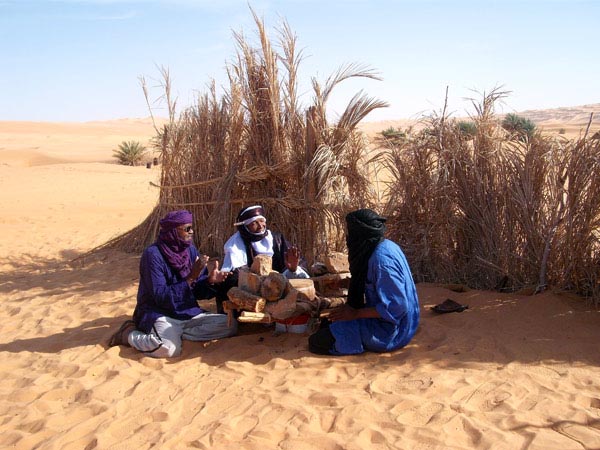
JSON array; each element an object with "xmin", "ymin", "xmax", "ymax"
[
  {"xmin": 238, "ymin": 266, "xmax": 262, "ymax": 295},
  {"xmin": 288, "ymin": 278, "xmax": 316, "ymax": 302},
  {"xmin": 324, "ymin": 252, "xmax": 349, "ymax": 274},
  {"xmin": 238, "ymin": 311, "xmax": 273, "ymax": 323},
  {"xmin": 319, "ymin": 307, "xmax": 339, "ymax": 319},
  {"xmin": 222, "ymin": 300, "xmax": 236, "ymax": 313},
  {"xmin": 260, "ymin": 272, "xmax": 288, "ymax": 301},
  {"xmin": 222, "ymin": 300, "xmax": 236, "ymax": 327},
  {"xmin": 317, "ymin": 296, "xmax": 347, "ymax": 310},
  {"xmin": 311, "ymin": 273, "xmax": 351, "ymax": 296},
  {"xmin": 227, "ymin": 287, "xmax": 266, "ymax": 312},
  {"xmin": 263, "ymin": 279, "xmax": 320, "ymax": 320},
  {"xmin": 265, "ymin": 288, "xmax": 298, "ymax": 320},
  {"xmin": 310, "ymin": 262, "xmax": 328, "ymax": 276},
  {"xmin": 293, "ymin": 302, "xmax": 313, "ymax": 315},
  {"xmin": 250, "ymin": 254, "xmax": 272, "ymax": 275}
]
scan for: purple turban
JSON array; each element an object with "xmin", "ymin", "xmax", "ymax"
[
  {"xmin": 157, "ymin": 210, "xmax": 193, "ymax": 278},
  {"xmin": 159, "ymin": 210, "xmax": 193, "ymax": 231}
]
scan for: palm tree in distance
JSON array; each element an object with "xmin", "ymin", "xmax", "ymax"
[{"xmin": 113, "ymin": 141, "xmax": 148, "ymax": 166}]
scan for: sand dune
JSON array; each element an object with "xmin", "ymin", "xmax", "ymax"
[
  {"xmin": 1, "ymin": 111, "xmax": 599, "ymax": 449},
  {"xmin": 518, "ymin": 103, "xmax": 600, "ymax": 123},
  {"xmin": 0, "ymin": 118, "xmax": 161, "ymax": 166}
]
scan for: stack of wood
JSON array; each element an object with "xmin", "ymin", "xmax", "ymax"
[
  {"xmin": 310, "ymin": 252, "xmax": 351, "ymax": 309},
  {"xmin": 224, "ymin": 255, "xmax": 317, "ymax": 324}
]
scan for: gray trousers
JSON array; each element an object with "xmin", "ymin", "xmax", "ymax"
[{"xmin": 128, "ymin": 313, "xmax": 237, "ymax": 358}]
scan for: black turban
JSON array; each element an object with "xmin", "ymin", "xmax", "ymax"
[{"xmin": 345, "ymin": 209, "xmax": 387, "ymax": 308}]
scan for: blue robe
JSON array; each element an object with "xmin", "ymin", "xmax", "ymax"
[
  {"xmin": 133, "ymin": 244, "xmax": 213, "ymax": 333},
  {"xmin": 330, "ymin": 239, "xmax": 420, "ymax": 355}
]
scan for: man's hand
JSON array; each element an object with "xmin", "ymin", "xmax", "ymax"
[
  {"xmin": 284, "ymin": 246, "xmax": 300, "ymax": 272},
  {"xmin": 207, "ymin": 259, "xmax": 232, "ymax": 284},
  {"xmin": 320, "ymin": 305, "xmax": 381, "ymax": 322},
  {"xmin": 187, "ymin": 255, "xmax": 209, "ymax": 284},
  {"xmin": 319, "ymin": 304, "xmax": 359, "ymax": 322}
]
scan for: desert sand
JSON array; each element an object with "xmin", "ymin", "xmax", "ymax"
[{"xmin": 1, "ymin": 116, "xmax": 599, "ymax": 450}]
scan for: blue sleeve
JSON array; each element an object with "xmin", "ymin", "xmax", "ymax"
[
  {"xmin": 140, "ymin": 247, "xmax": 196, "ymax": 312},
  {"xmin": 369, "ymin": 258, "xmax": 409, "ymax": 324}
]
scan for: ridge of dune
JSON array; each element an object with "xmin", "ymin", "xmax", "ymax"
[
  {"xmin": 0, "ymin": 118, "xmax": 165, "ymax": 167},
  {"xmin": 517, "ymin": 103, "xmax": 600, "ymax": 123}
]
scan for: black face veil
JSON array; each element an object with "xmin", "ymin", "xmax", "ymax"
[{"xmin": 345, "ymin": 209, "xmax": 387, "ymax": 308}]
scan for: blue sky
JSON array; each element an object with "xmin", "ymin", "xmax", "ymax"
[{"xmin": 1, "ymin": 0, "xmax": 598, "ymax": 122}]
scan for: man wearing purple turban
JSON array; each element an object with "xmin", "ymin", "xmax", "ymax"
[{"xmin": 108, "ymin": 210, "xmax": 237, "ymax": 357}]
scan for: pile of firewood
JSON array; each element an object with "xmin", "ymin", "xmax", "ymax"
[
  {"xmin": 224, "ymin": 255, "xmax": 317, "ymax": 324},
  {"xmin": 224, "ymin": 252, "xmax": 353, "ymax": 325}
]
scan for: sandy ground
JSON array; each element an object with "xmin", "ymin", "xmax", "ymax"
[{"xmin": 1, "ymin": 118, "xmax": 599, "ymax": 449}]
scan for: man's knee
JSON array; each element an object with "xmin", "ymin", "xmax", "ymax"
[{"xmin": 151, "ymin": 339, "xmax": 181, "ymax": 358}]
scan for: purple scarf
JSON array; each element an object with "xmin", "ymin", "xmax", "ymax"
[{"xmin": 156, "ymin": 210, "xmax": 193, "ymax": 279}]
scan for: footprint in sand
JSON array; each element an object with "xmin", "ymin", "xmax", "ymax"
[
  {"xmin": 318, "ymin": 409, "xmax": 339, "ymax": 433},
  {"xmin": 574, "ymin": 395, "xmax": 600, "ymax": 410},
  {"xmin": 462, "ymin": 382, "xmax": 513, "ymax": 412},
  {"xmin": 15, "ymin": 418, "xmax": 45, "ymax": 434},
  {"xmin": 394, "ymin": 401, "xmax": 446, "ymax": 426},
  {"xmin": 357, "ymin": 427, "xmax": 387, "ymax": 445},
  {"xmin": 201, "ymin": 391, "xmax": 254, "ymax": 417},
  {"xmin": 521, "ymin": 364, "xmax": 564, "ymax": 379},
  {"xmin": 516, "ymin": 395, "xmax": 539, "ymax": 411},
  {"xmin": 38, "ymin": 381, "xmax": 86, "ymax": 402},
  {"xmin": 307, "ymin": 392, "xmax": 339, "ymax": 407},
  {"xmin": 228, "ymin": 415, "xmax": 259, "ymax": 439},
  {"xmin": 151, "ymin": 411, "xmax": 169, "ymax": 422},
  {"xmin": 105, "ymin": 414, "xmax": 148, "ymax": 442},
  {"xmin": 552, "ymin": 421, "xmax": 600, "ymax": 449},
  {"xmin": 368, "ymin": 374, "xmax": 433, "ymax": 395},
  {"xmin": 10, "ymin": 386, "xmax": 41, "ymax": 403}
]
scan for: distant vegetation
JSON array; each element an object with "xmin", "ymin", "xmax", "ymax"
[
  {"xmin": 456, "ymin": 120, "xmax": 478, "ymax": 139},
  {"xmin": 501, "ymin": 113, "xmax": 536, "ymax": 140},
  {"xmin": 380, "ymin": 126, "xmax": 407, "ymax": 141},
  {"xmin": 113, "ymin": 141, "xmax": 147, "ymax": 166}
]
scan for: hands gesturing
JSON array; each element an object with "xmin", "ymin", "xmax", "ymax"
[
  {"xmin": 207, "ymin": 258, "xmax": 231, "ymax": 284},
  {"xmin": 187, "ymin": 255, "xmax": 209, "ymax": 283},
  {"xmin": 284, "ymin": 246, "xmax": 300, "ymax": 272}
]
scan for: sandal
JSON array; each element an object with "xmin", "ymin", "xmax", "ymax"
[
  {"xmin": 108, "ymin": 320, "xmax": 136, "ymax": 347},
  {"xmin": 431, "ymin": 299, "xmax": 468, "ymax": 314}
]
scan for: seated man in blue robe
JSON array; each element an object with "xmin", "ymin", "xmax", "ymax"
[{"xmin": 308, "ymin": 209, "xmax": 420, "ymax": 355}]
